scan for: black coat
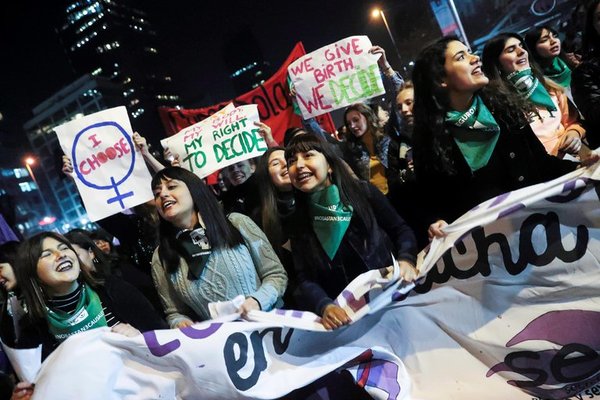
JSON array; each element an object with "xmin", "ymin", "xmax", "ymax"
[
  {"xmin": 289, "ymin": 183, "xmax": 417, "ymax": 315},
  {"xmin": 221, "ymin": 174, "xmax": 261, "ymax": 224},
  {"xmin": 415, "ymin": 120, "xmax": 577, "ymax": 225},
  {"xmin": 1, "ymin": 276, "xmax": 166, "ymax": 362},
  {"xmin": 572, "ymin": 55, "xmax": 600, "ymax": 149}
]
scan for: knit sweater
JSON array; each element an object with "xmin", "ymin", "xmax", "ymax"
[{"xmin": 151, "ymin": 213, "xmax": 287, "ymax": 327}]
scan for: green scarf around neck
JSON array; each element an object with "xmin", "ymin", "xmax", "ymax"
[
  {"xmin": 308, "ymin": 184, "xmax": 353, "ymax": 260},
  {"xmin": 506, "ymin": 68, "xmax": 557, "ymax": 112},
  {"xmin": 446, "ymin": 94, "xmax": 501, "ymax": 172},
  {"xmin": 46, "ymin": 284, "xmax": 107, "ymax": 342},
  {"xmin": 543, "ymin": 57, "xmax": 571, "ymax": 88}
]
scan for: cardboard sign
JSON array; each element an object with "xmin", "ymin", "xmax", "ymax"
[
  {"xmin": 160, "ymin": 105, "xmax": 266, "ymax": 178},
  {"xmin": 54, "ymin": 106, "xmax": 154, "ymax": 221},
  {"xmin": 288, "ymin": 36, "xmax": 385, "ymax": 118}
]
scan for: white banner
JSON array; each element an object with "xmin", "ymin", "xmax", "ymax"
[
  {"xmin": 14, "ymin": 162, "xmax": 600, "ymax": 399},
  {"xmin": 54, "ymin": 106, "xmax": 154, "ymax": 221},
  {"xmin": 287, "ymin": 36, "xmax": 385, "ymax": 119},
  {"xmin": 160, "ymin": 104, "xmax": 266, "ymax": 178}
]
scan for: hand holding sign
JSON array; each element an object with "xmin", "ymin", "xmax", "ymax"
[
  {"xmin": 287, "ymin": 36, "xmax": 386, "ymax": 119},
  {"xmin": 54, "ymin": 106, "xmax": 154, "ymax": 221}
]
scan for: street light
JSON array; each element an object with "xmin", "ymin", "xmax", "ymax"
[
  {"xmin": 24, "ymin": 156, "xmax": 38, "ymax": 184},
  {"xmin": 23, "ymin": 155, "xmax": 52, "ymax": 225},
  {"xmin": 371, "ymin": 7, "xmax": 404, "ymax": 73}
]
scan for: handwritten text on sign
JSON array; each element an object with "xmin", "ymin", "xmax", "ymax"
[
  {"xmin": 288, "ymin": 36, "xmax": 385, "ymax": 119},
  {"xmin": 161, "ymin": 105, "xmax": 267, "ymax": 178},
  {"xmin": 54, "ymin": 106, "xmax": 154, "ymax": 222}
]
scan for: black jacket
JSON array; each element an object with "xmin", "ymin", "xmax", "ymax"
[
  {"xmin": 1, "ymin": 276, "xmax": 166, "ymax": 362},
  {"xmin": 415, "ymin": 120, "xmax": 577, "ymax": 226},
  {"xmin": 289, "ymin": 183, "xmax": 417, "ymax": 315},
  {"xmin": 572, "ymin": 54, "xmax": 600, "ymax": 149}
]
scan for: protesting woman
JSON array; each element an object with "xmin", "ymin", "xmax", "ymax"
[
  {"xmin": 482, "ymin": 33, "xmax": 585, "ymax": 159},
  {"xmin": 150, "ymin": 167, "xmax": 287, "ymax": 328},
  {"xmin": 285, "ymin": 134, "xmax": 418, "ymax": 330},
  {"xmin": 13, "ymin": 232, "xmax": 164, "ymax": 354},
  {"xmin": 411, "ymin": 37, "xmax": 578, "ymax": 239},
  {"xmin": 525, "ymin": 26, "xmax": 575, "ymax": 93}
]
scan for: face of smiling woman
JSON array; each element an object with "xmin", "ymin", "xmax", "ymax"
[
  {"xmin": 498, "ymin": 37, "xmax": 530, "ymax": 74},
  {"xmin": 153, "ymin": 177, "xmax": 198, "ymax": 229},
  {"xmin": 288, "ymin": 149, "xmax": 332, "ymax": 193},
  {"xmin": 37, "ymin": 237, "xmax": 81, "ymax": 297}
]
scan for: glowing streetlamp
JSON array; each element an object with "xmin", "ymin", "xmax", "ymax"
[
  {"xmin": 371, "ymin": 7, "xmax": 404, "ymax": 72},
  {"xmin": 24, "ymin": 156, "xmax": 38, "ymax": 184}
]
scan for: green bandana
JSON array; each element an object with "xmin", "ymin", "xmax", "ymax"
[
  {"xmin": 46, "ymin": 284, "xmax": 107, "ymax": 342},
  {"xmin": 506, "ymin": 68, "xmax": 557, "ymax": 112},
  {"xmin": 308, "ymin": 185, "xmax": 353, "ymax": 260},
  {"xmin": 446, "ymin": 95, "xmax": 501, "ymax": 172},
  {"xmin": 543, "ymin": 57, "xmax": 571, "ymax": 88}
]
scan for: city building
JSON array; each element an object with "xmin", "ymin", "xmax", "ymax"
[
  {"xmin": 55, "ymin": 0, "xmax": 181, "ymax": 147},
  {"xmin": 0, "ymin": 165, "xmax": 44, "ymax": 237},
  {"xmin": 223, "ymin": 27, "xmax": 271, "ymax": 95},
  {"xmin": 23, "ymin": 74, "xmax": 123, "ymax": 235}
]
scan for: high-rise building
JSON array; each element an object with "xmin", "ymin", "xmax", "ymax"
[
  {"xmin": 223, "ymin": 27, "xmax": 271, "ymax": 95},
  {"xmin": 55, "ymin": 0, "xmax": 181, "ymax": 148},
  {"xmin": 23, "ymin": 74, "xmax": 123, "ymax": 235}
]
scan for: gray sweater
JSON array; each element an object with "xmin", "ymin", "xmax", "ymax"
[{"xmin": 151, "ymin": 213, "xmax": 287, "ymax": 327}]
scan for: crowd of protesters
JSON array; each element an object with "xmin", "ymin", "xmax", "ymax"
[{"xmin": 2, "ymin": 1, "xmax": 600, "ymax": 398}]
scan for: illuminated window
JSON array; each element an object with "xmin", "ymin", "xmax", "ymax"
[
  {"xmin": 19, "ymin": 182, "xmax": 38, "ymax": 192},
  {"xmin": 14, "ymin": 168, "xmax": 28, "ymax": 179}
]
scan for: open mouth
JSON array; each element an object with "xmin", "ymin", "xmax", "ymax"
[
  {"xmin": 281, "ymin": 170, "xmax": 289, "ymax": 177},
  {"xmin": 516, "ymin": 57, "xmax": 528, "ymax": 66},
  {"xmin": 296, "ymin": 171, "xmax": 312, "ymax": 183},
  {"xmin": 550, "ymin": 45, "xmax": 560, "ymax": 53},
  {"xmin": 231, "ymin": 172, "xmax": 245, "ymax": 182},
  {"xmin": 162, "ymin": 200, "xmax": 175, "ymax": 211},
  {"xmin": 472, "ymin": 66, "xmax": 483, "ymax": 75},
  {"xmin": 56, "ymin": 260, "xmax": 73, "ymax": 273}
]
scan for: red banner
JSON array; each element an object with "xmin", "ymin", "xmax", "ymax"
[{"xmin": 158, "ymin": 42, "xmax": 336, "ymax": 146}]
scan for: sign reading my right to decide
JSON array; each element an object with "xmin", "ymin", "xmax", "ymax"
[{"xmin": 287, "ymin": 36, "xmax": 385, "ymax": 119}]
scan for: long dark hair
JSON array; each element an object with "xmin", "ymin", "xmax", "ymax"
[
  {"xmin": 0, "ymin": 241, "xmax": 20, "ymax": 301},
  {"xmin": 412, "ymin": 36, "xmax": 533, "ymax": 178},
  {"xmin": 482, "ymin": 32, "xmax": 563, "ymax": 92},
  {"xmin": 524, "ymin": 25, "xmax": 562, "ymax": 68},
  {"xmin": 285, "ymin": 134, "xmax": 375, "ymax": 234},
  {"xmin": 64, "ymin": 230, "xmax": 113, "ymax": 278},
  {"xmin": 255, "ymin": 147, "xmax": 288, "ymax": 249},
  {"xmin": 151, "ymin": 167, "xmax": 243, "ymax": 273},
  {"xmin": 582, "ymin": 0, "xmax": 600, "ymax": 56},
  {"xmin": 14, "ymin": 232, "xmax": 100, "ymax": 322}
]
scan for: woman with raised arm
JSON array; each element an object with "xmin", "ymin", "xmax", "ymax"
[{"xmin": 150, "ymin": 167, "xmax": 287, "ymax": 328}]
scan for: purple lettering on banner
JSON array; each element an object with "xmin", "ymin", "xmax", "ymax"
[
  {"xmin": 180, "ymin": 323, "xmax": 222, "ymax": 339},
  {"xmin": 291, "ymin": 310, "xmax": 304, "ymax": 319},
  {"xmin": 275, "ymin": 309, "xmax": 286, "ymax": 316},
  {"xmin": 497, "ymin": 203, "xmax": 525, "ymax": 219},
  {"xmin": 339, "ymin": 290, "xmax": 369, "ymax": 312},
  {"xmin": 489, "ymin": 192, "xmax": 511, "ymax": 208},
  {"xmin": 142, "ymin": 331, "xmax": 181, "ymax": 357},
  {"xmin": 357, "ymin": 360, "xmax": 401, "ymax": 400},
  {"xmin": 546, "ymin": 178, "xmax": 591, "ymax": 203}
]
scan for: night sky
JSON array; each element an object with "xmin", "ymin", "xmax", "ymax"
[{"xmin": 0, "ymin": 0, "xmax": 436, "ymax": 165}]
